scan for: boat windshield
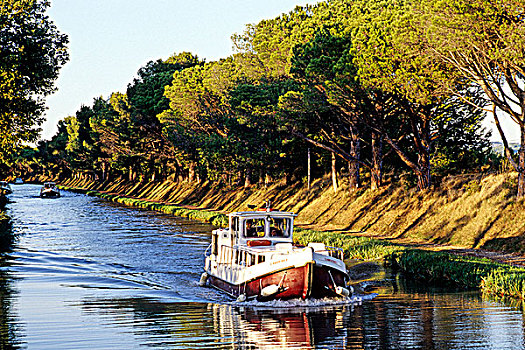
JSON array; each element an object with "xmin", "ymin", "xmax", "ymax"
[{"xmin": 243, "ymin": 216, "xmax": 292, "ymax": 238}]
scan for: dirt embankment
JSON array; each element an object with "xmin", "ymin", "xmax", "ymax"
[{"xmin": 59, "ymin": 172, "xmax": 525, "ymax": 256}]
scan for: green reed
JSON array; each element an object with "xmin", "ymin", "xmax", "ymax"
[
  {"xmin": 293, "ymin": 228, "xmax": 405, "ymax": 260},
  {"xmin": 481, "ymin": 270, "xmax": 525, "ymax": 299},
  {"xmin": 392, "ymin": 250, "xmax": 509, "ymax": 288}
]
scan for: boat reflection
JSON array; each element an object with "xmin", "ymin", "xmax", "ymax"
[
  {"xmin": 74, "ymin": 296, "xmax": 356, "ymax": 349},
  {"xmin": 209, "ymin": 303, "xmax": 355, "ymax": 349}
]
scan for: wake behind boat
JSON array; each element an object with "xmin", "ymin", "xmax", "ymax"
[
  {"xmin": 40, "ymin": 182, "xmax": 60, "ymax": 198},
  {"xmin": 201, "ymin": 205, "xmax": 351, "ymax": 302}
]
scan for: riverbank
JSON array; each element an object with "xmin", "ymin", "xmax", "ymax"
[{"xmin": 57, "ymin": 173, "xmax": 525, "ymax": 299}]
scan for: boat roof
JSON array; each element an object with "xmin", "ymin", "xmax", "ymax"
[{"xmin": 228, "ymin": 210, "xmax": 297, "ymax": 218}]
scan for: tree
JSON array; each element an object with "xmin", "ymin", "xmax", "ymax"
[
  {"xmin": 36, "ymin": 118, "xmax": 71, "ymax": 179},
  {"xmin": 0, "ymin": 0, "xmax": 68, "ymax": 165},
  {"xmin": 346, "ymin": 0, "xmax": 459, "ymax": 190},
  {"xmin": 415, "ymin": 0, "xmax": 525, "ymax": 196},
  {"xmin": 229, "ymin": 79, "xmax": 301, "ymax": 186},
  {"xmin": 289, "ymin": 28, "xmax": 391, "ymax": 190},
  {"xmin": 431, "ymin": 95, "xmax": 493, "ymax": 176},
  {"xmin": 65, "ymin": 105, "xmax": 99, "ymax": 171}
]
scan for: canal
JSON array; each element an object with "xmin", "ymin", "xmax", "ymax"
[{"xmin": 0, "ymin": 184, "xmax": 523, "ymax": 349}]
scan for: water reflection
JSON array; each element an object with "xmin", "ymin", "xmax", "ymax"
[
  {"xmin": 74, "ymin": 297, "xmax": 356, "ymax": 349},
  {"xmin": 0, "ymin": 213, "xmax": 21, "ymax": 349},
  {"xmin": 61, "ymin": 286, "xmax": 525, "ymax": 350},
  {"xmin": 0, "ymin": 266, "xmax": 23, "ymax": 349}
]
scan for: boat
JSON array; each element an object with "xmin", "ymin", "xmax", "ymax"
[
  {"xmin": 201, "ymin": 205, "xmax": 351, "ymax": 301},
  {"xmin": 0, "ymin": 181, "xmax": 12, "ymax": 195},
  {"xmin": 40, "ymin": 182, "xmax": 60, "ymax": 198},
  {"xmin": 14, "ymin": 178, "xmax": 23, "ymax": 184}
]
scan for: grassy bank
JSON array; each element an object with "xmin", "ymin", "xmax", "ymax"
[{"xmin": 59, "ymin": 185, "xmax": 525, "ymax": 299}]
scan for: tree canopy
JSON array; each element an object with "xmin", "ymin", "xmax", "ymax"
[
  {"xmin": 29, "ymin": 0, "xmax": 504, "ymax": 196},
  {"xmin": 0, "ymin": 0, "xmax": 68, "ymax": 166}
]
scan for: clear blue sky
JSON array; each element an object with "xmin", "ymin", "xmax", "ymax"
[{"xmin": 42, "ymin": 0, "xmax": 318, "ymax": 140}]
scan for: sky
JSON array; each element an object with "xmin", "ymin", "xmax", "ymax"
[{"xmin": 42, "ymin": 0, "xmax": 318, "ymax": 140}]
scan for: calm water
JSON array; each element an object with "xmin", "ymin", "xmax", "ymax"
[{"xmin": 0, "ymin": 184, "xmax": 523, "ymax": 349}]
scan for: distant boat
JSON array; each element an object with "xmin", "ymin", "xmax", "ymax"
[
  {"xmin": 201, "ymin": 206, "xmax": 351, "ymax": 302},
  {"xmin": 14, "ymin": 178, "xmax": 23, "ymax": 184},
  {"xmin": 0, "ymin": 181, "xmax": 12, "ymax": 195},
  {"xmin": 40, "ymin": 182, "xmax": 60, "ymax": 198}
]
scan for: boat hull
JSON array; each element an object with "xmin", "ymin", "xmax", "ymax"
[
  {"xmin": 40, "ymin": 190, "xmax": 60, "ymax": 198},
  {"xmin": 207, "ymin": 262, "xmax": 347, "ymax": 301}
]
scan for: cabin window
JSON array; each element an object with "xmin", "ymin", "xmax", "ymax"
[
  {"xmin": 240, "ymin": 251, "xmax": 248, "ymax": 266},
  {"xmin": 257, "ymin": 255, "xmax": 266, "ymax": 264},
  {"xmin": 244, "ymin": 218, "xmax": 265, "ymax": 238},
  {"xmin": 268, "ymin": 217, "xmax": 292, "ymax": 238}
]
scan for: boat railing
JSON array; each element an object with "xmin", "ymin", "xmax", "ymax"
[
  {"xmin": 204, "ymin": 243, "xmax": 212, "ymax": 257},
  {"xmin": 325, "ymin": 246, "xmax": 344, "ymax": 260},
  {"xmin": 215, "ymin": 244, "xmax": 267, "ymax": 268}
]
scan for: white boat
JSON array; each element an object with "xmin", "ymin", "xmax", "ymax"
[
  {"xmin": 40, "ymin": 182, "xmax": 60, "ymax": 198},
  {"xmin": 201, "ymin": 206, "xmax": 351, "ymax": 301},
  {"xmin": 14, "ymin": 178, "xmax": 23, "ymax": 184},
  {"xmin": 0, "ymin": 181, "xmax": 12, "ymax": 195}
]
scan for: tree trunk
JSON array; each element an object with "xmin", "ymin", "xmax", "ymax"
[
  {"xmin": 519, "ymin": 130, "xmax": 525, "ymax": 197},
  {"xmin": 188, "ymin": 162, "xmax": 196, "ymax": 182},
  {"xmin": 348, "ymin": 125, "xmax": 360, "ymax": 190},
  {"xmin": 307, "ymin": 148, "xmax": 311, "ymax": 191},
  {"xmin": 331, "ymin": 152, "xmax": 338, "ymax": 193},
  {"xmin": 128, "ymin": 165, "xmax": 134, "ymax": 182},
  {"xmin": 415, "ymin": 118, "xmax": 432, "ymax": 191},
  {"xmin": 264, "ymin": 173, "xmax": 271, "ymax": 188},
  {"xmin": 380, "ymin": 115, "xmax": 432, "ymax": 191},
  {"xmin": 371, "ymin": 131, "xmax": 383, "ymax": 190},
  {"xmin": 244, "ymin": 168, "xmax": 252, "ymax": 188}
]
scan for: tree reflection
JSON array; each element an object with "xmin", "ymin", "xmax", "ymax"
[{"xmin": 0, "ymin": 215, "xmax": 23, "ymax": 349}]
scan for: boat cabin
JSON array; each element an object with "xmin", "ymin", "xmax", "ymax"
[
  {"xmin": 210, "ymin": 210, "xmax": 296, "ymax": 256},
  {"xmin": 235, "ymin": 210, "xmax": 295, "ymax": 242},
  {"xmin": 43, "ymin": 182, "xmax": 57, "ymax": 189}
]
